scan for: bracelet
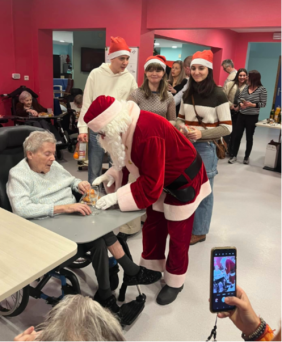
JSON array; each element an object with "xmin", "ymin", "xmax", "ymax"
[{"xmin": 241, "ymin": 318, "xmax": 266, "ymax": 341}]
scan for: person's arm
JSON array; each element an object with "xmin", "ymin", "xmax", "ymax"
[
  {"xmin": 78, "ymin": 71, "xmax": 95, "ymax": 134},
  {"xmin": 245, "ymin": 87, "xmax": 268, "ymax": 109},
  {"xmin": 127, "ymin": 89, "xmax": 138, "ymax": 103},
  {"xmin": 174, "ymin": 82, "xmax": 188, "ymax": 106},
  {"xmin": 166, "ymin": 96, "xmax": 176, "ymax": 121}
]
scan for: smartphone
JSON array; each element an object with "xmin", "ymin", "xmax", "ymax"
[{"xmin": 210, "ymin": 247, "xmax": 237, "ymax": 313}]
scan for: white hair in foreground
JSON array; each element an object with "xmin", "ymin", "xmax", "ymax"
[
  {"xmin": 23, "ymin": 131, "xmax": 56, "ymax": 157},
  {"xmin": 98, "ymin": 101, "xmax": 132, "ymax": 171},
  {"xmin": 36, "ymin": 294, "xmax": 125, "ymax": 341}
]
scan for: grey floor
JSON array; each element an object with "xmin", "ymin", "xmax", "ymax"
[{"xmin": 1, "ymin": 127, "xmax": 281, "ymax": 341}]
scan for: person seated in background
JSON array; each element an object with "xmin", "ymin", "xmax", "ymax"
[
  {"xmin": 7, "ymin": 131, "xmax": 161, "ymax": 313},
  {"xmin": 14, "ymin": 295, "xmax": 125, "ymax": 341},
  {"xmin": 167, "ymin": 60, "xmax": 187, "ymax": 115},
  {"xmin": 69, "ymin": 94, "xmax": 83, "ymax": 130}
]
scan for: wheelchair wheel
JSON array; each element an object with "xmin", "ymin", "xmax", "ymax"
[
  {"xmin": 0, "ymin": 286, "xmax": 29, "ymax": 317},
  {"xmin": 68, "ymin": 252, "xmax": 92, "ymax": 269}
]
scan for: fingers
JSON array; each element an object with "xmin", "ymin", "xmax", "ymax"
[
  {"xmin": 224, "ymin": 295, "xmax": 244, "ymax": 309},
  {"xmin": 217, "ymin": 312, "xmax": 231, "ymax": 319},
  {"xmin": 75, "ymin": 204, "xmax": 91, "ymax": 216},
  {"xmin": 96, "ymin": 199, "xmax": 108, "ymax": 210},
  {"xmin": 107, "ymin": 177, "xmax": 115, "ymax": 187}
]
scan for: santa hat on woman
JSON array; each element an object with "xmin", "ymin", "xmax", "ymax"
[
  {"xmin": 144, "ymin": 55, "xmax": 167, "ymax": 70},
  {"xmin": 108, "ymin": 36, "xmax": 131, "ymax": 60},
  {"xmin": 190, "ymin": 50, "xmax": 213, "ymax": 69}
]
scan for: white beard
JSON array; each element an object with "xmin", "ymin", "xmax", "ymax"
[{"xmin": 97, "ymin": 102, "xmax": 132, "ymax": 171}]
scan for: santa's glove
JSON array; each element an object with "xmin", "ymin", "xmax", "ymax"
[
  {"xmin": 96, "ymin": 193, "xmax": 118, "ymax": 210},
  {"xmin": 92, "ymin": 174, "xmax": 115, "ymax": 188}
]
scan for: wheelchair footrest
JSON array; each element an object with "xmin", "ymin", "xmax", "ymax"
[{"xmin": 118, "ymin": 294, "xmax": 146, "ymax": 326}]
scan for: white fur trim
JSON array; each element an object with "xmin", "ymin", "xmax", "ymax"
[
  {"xmin": 164, "ymin": 270, "xmax": 185, "ymax": 288},
  {"xmin": 144, "ymin": 59, "xmax": 166, "ymax": 70},
  {"xmin": 191, "ymin": 58, "xmax": 213, "ymax": 69},
  {"xmin": 117, "ymin": 183, "xmax": 140, "ymax": 211},
  {"xmin": 108, "ymin": 50, "xmax": 131, "ymax": 60},
  {"xmin": 87, "ymin": 100, "xmax": 122, "ymax": 132},
  {"xmin": 164, "ymin": 180, "xmax": 212, "ymax": 221},
  {"xmin": 140, "ymin": 257, "xmax": 166, "ymax": 272}
]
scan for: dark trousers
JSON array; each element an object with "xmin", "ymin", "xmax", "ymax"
[
  {"xmin": 229, "ymin": 111, "xmax": 239, "ymax": 157},
  {"xmin": 232, "ymin": 113, "xmax": 259, "ymax": 159},
  {"xmin": 84, "ymin": 231, "xmax": 118, "ymax": 290}
]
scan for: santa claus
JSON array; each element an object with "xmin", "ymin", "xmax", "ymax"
[{"xmin": 84, "ymin": 93, "xmax": 211, "ymax": 305}]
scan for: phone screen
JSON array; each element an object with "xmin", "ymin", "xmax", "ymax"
[{"xmin": 211, "ymin": 248, "xmax": 236, "ymax": 312}]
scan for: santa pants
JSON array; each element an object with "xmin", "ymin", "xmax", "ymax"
[{"xmin": 140, "ymin": 206, "xmax": 195, "ymax": 288}]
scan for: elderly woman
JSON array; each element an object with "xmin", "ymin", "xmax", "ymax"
[
  {"xmin": 7, "ymin": 131, "xmax": 161, "ymax": 313},
  {"xmin": 14, "ymin": 295, "xmax": 125, "ymax": 341},
  {"xmin": 16, "ymin": 91, "xmax": 48, "ymax": 117}
]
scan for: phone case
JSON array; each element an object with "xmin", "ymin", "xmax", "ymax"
[{"xmin": 210, "ymin": 246, "xmax": 237, "ymax": 313}]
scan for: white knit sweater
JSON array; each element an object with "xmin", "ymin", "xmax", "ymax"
[{"xmin": 6, "ymin": 159, "xmax": 81, "ymax": 219}]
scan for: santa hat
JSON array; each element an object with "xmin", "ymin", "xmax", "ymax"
[
  {"xmin": 108, "ymin": 36, "xmax": 131, "ymax": 60},
  {"xmin": 144, "ymin": 55, "xmax": 166, "ymax": 70},
  {"xmin": 190, "ymin": 50, "xmax": 213, "ymax": 69},
  {"xmin": 84, "ymin": 95, "xmax": 122, "ymax": 133}
]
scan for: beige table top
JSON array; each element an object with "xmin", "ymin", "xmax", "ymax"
[
  {"xmin": 0, "ymin": 208, "xmax": 77, "ymax": 302},
  {"xmin": 256, "ymin": 120, "xmax": 282, "ymax": 130}
]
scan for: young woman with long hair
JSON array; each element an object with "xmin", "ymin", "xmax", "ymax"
[
  {"xmin": 178, "ymin": 50, "xmax": 232, "ymax": 245},
  {"xmin": 128, "ymin": 55, "xmax": 176, "ymax": 121},
  {"xmin": 228, "ymin": 70, "xmax": 267, "ymax": 164}
]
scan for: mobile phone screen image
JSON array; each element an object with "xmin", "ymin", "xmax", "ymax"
[{"xmin": 210, "ymin": 247, "xmax": 236, "ymax": 313}]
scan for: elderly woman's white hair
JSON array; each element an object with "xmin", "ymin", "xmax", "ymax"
[
  {"xmin": 35, "ymin": 295, "xmax": 125, "ymax": 341},
  {"xmin": 23, "ymin": 131, "xmax": 56, "ymax": 157},
  {"xmin": 19, "ymin": 91, "xmax": 32, "ymax": 103}
]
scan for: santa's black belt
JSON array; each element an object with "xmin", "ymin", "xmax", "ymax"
[{"xmin": 163, "ymin": 153, "xmax": 202, "ymax": 203}]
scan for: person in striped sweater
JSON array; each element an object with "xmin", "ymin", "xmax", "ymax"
[
  {"xmin": 179, "ymin": 50, "xmax": 232, "ymax": 246},
  {"xmin": 228, "ymin": 70, "xmax": 267, "ymax": 164}
]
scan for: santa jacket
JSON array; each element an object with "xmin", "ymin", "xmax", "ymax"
[{"xmin": 104, "ymin": 101, "xmax": 211, "ymax": 221}]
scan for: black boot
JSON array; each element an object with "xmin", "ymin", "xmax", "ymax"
[
  {"xmin": 123, "ymin": 266, "xmax": 162, "ymax": 286},
  {"xmin": 93, "ymin": 292, "xmax": 120, "ymax": 314},
  {"xmin": 156, "ymin": 285, "xmax": 184, "ymax": 305}
]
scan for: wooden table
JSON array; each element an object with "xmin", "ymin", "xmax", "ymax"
[{"xmin": 0, "ymin": 208, "xmax": 77, "ymax": 301}]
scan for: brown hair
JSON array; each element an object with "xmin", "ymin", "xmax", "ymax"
[
  {"xmin": 183, "ymin": 56, "xmax": 193, "ymax": 67},
  {"xmin": 168, "ymin": 60, "xmax": 186, "ymax": 86},
  {"xmin": 140, "ymin": 62, "xmax": 168, "ymax": 101},
  {"xmin": 248, "ymin": 70, "xmax": 263, "ymax": 88}
]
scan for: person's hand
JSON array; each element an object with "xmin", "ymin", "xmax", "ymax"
[
  {"xmin": 187, "ymin": 127, "xmax": 202, "ymax": 141},
  {"xmin": 64, "ymin": 203, "xmax": 91, "ymax": 216},
  {"xmin": 14, "ymin": 326, "xmax": 37, "ymax": 341},
  {"xmin": 217, "ymin": 286, "xmax": 261, "ymax": 336},
  {"xmin": 234, "ymin": 106, "xmax": 239, "ymax": 112},
  {"xmin": 27, "ymin": 109, "xmax": 38, "ymax": 117},
  {"xmin": 240, "ymin": 103, "xmax": 247, "ymax": 110},
  {"xmin": 78, "ymin": 181, "xmax": 91, "ymax": 194},
  {"xmin": 92, "ymin": 174, "xmax": 115, "ymax": 188},
  {"xmin": 77, "ymin": 133, "xmax": 88, "ymax": 142},
  {"xmin": 167, "ymin": 84, "xmax": 177, "ymax": 94},
  {"xmin": 96, "ymin": 193, "xmax": 118, "ymax": 210},
  {"xmin": 230, "ymin": 105, "xmax": 235, "ymax": 110},
  {"xmin": 244, "ymin": 101, "xmax": 254, "ymax": 108}
]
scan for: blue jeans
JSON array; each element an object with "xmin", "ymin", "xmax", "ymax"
[
  {"xmin": 192, "ymin": 142, "xmax": 218, "ymax": 236},
  {"xmin": 88, "ymin": 131, "xmax": 108, "ymax": 184}
]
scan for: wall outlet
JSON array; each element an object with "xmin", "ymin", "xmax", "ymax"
[
  {"xmin": 12, "ymin": 73, "xmax": 20, "ymax": 79},
  {"xmin": 24, "ymin": 75, "xmax": 29, "ymax": 81}
]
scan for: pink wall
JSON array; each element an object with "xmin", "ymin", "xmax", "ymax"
[{"xmin": 147, "ymin": 0, "xmax": 281, "ymax": 30}]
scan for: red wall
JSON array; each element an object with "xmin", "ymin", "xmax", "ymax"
[{"xmin": 0, "ymin": 0, "xmax": 281, "ymax": 117}]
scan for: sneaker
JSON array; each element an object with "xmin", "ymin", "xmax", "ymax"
[
  {"xmin": 228, "ymin": 157, "xmax": 237, "ymax": 164},
  {"xmin": 123, "ymin": 266, "xmax": 162, "ymax": 286},
  {"xmin": 93, "ymin": 292, "xmax": 120, "ymax": 314},
  {"xmin": 243, "ymin": 158, "xmax": 249, "ymax": 165}
]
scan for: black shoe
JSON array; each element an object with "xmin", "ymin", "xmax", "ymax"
[
  {"xmin": 156, "ymin": 285, "xmax": 184, "ymax": 305},
  {"xmin": 123, "ymin": 266, "xmax": 162, "ymax": 286},
  {"xmin": 93, "ymin": 292, "xmax": 120, "ymax": 314}
]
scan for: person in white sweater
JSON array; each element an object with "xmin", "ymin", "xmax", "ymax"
[{"xmin": 6, "ymin": 131, "xmax": 162, "ymax": 315}]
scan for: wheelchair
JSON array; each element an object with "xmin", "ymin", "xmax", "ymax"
[{"xmin": 0, "ymin": 126, "xmax": 145, "ymax": 325}]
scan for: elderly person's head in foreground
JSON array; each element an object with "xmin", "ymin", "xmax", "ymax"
[{"xmin": 23, "ymin": 131, "xmax": 56, "ymax": 174}]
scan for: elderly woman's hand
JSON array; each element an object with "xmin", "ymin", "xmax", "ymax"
[
  {"xmin": 27, "ymin": 109, "xmax": 38, "ymax": 117},
  {"xmin": 78, "ymin": 181, "xmax": 91, "ymax": 194},
  {"xmin": 14, "ymin": 326, "xmax": 38, "ymax": 341}
]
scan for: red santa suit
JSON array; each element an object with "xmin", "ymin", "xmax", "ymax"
[{"xmin": 84, "ymin": 96, "xmax": 211, "ymax": 288}]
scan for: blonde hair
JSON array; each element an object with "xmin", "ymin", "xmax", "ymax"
[
  {"xmin": 168, "ymin": 61, "xmax": 186, "ymax": 86},
  {"xmin": 23, "ymin": 131, "xmax": 56, "ymax": 157},
  {"xmin": 36, "ymin": 295, "xmax": 125, "ymax": 341},
  {"xmin": 140, "ymin": 62, "xmax": 168, "ymax": 101}
]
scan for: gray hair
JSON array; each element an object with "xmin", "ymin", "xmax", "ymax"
[
  {"xmin": 23, "ymin": 131, "xmax": 56, "ymax": 157},
  {"xmin": 36, "ymin": 295, "xmax": 125, "ymax": 341},
  {"xmin": 221, "ymin": 59, "xmax": 234, "ymax": 68},
  {"xmin": 19, "ymin": 91, "xmax": 32, "ymax": 103}
]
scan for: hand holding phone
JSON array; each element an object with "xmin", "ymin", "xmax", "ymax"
[{"xmin": 210, "ymin": 247, "xmax": 237, "ymax": 313}]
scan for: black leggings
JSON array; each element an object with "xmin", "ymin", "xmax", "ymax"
[{"xmin": 232, "ymin": 113, "xmax": 259, "ymax": 159}]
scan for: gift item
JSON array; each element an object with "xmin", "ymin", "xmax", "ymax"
[{"xmin": 80, "ymin": 187, "xmax": 101, "ymax": 206}]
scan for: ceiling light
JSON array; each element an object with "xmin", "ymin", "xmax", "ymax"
[
  {"xmin": 172, "ymin": 46, "xmax": 177, "ymax": 48},
  {"xmin": 154, "ymin": 43, "xmax": 160, "ymax": 46},
  {"xmin": 60, "ymin": 40, "xmax": 65, "ymax": 43}
]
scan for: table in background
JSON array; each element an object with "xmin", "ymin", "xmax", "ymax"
[{"xmin": 0, "ymin": 208, "xmax": 77, "ymax": 301}]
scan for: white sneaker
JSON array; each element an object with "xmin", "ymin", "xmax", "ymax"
[
  {"xmin": 243, "ymin": 158, "xmax": 249, "ymax": 165},
  {"xmin": 228, "ymin": 157, "xmax": 237, "ymax": 164}
]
